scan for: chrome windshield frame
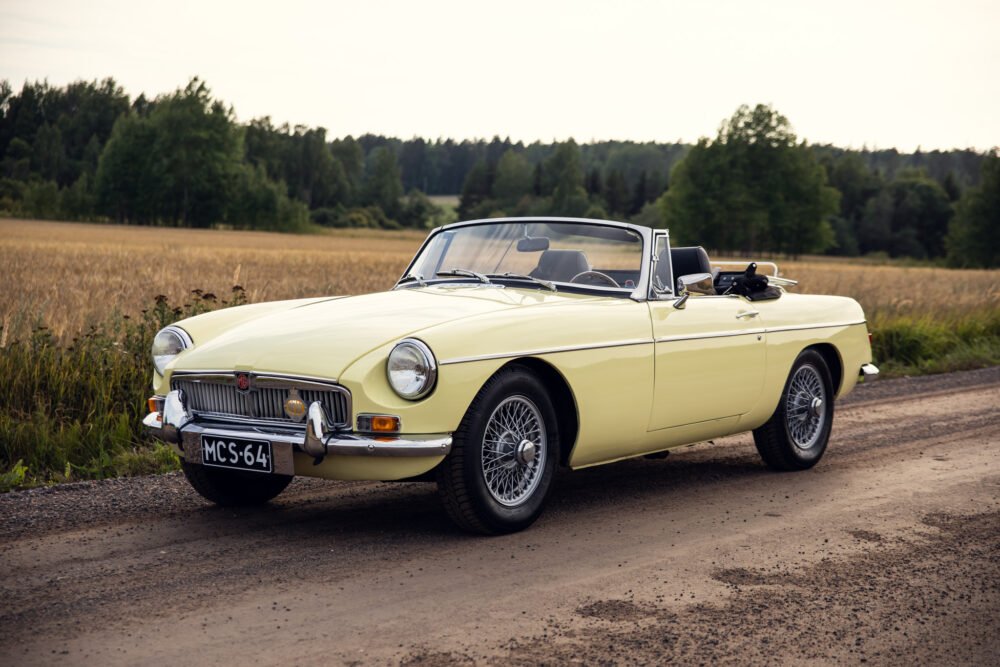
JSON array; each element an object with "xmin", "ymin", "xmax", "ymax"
[{"xmin": 394, "ymin": 217, "xmax": 657, "ymax": 302}]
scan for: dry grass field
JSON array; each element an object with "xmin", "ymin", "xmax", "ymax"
[
  {"xmin": 1, "ymin": 217, "xmax": 997, "ymax": 342},
  {"xmin": 1, "ymin": 217, "xmax": 997, "ymax": 489},
  {"xmin": 0, "ymin": 218, "xmax": 426, "ymax": 341}
]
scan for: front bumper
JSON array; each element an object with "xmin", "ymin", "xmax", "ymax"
[{"xmin": 143, "ymin": 391, "xmax": 452, "ymax": 471}]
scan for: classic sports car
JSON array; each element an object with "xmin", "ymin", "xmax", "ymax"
[{"xmin": 144, "ymin": 217, "xmax": 878, "ymax": 534}]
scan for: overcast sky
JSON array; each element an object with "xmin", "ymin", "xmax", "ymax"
[{"xmin": 1, "ymin": 0, "xmax": 997, "ymax": 151}]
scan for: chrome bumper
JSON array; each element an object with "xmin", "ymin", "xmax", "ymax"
[
  {"xmin": 143, "ymin": 391, "xmax": 452, "ymax": 467},
  {"xmin": 860, "ymin": 363, "xmax": 879, "ymax": 379}
]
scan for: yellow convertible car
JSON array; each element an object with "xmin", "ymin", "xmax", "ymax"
[{"xmin": 144, "ymin": 217, "xmax": 878, "ymax": 534}]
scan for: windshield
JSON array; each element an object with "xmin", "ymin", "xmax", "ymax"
[{"xmin": 403, "ymin": 221, "xmax": 645, "ymax": 293}]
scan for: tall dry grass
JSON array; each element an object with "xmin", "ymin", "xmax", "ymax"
[
  {"xmin": 0, "ymin": 218, "xmax": 425, "ymax": 341},
  {"xmin": 3, "ymin": 218, "xmax": 998, "ymax": 342}
]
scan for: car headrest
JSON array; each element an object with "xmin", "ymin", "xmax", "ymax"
[
  {"xmin": 669, "ymin": 246, "xmax": 711, "ymax": 280},
  {"xmin": 529, "ymin": 250, "xmax": 590, "ymax": 282}
]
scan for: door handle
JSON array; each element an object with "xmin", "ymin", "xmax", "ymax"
[{"xmin": 736, "ymin": 310, "xmax": 760, "ymax": 319}]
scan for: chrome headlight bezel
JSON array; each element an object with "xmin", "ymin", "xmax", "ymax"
[
  {"xmin": 386, "ymin": 338, "xmax": 437, "ymax": 400},
  {"xmin": 151, "ymin": 325, "xmax": 193, "ymax": 375}
]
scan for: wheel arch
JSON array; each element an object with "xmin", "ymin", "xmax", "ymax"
[
  {"xmin": 499, "ymin": 357, "xmax": 580, "ymax": 467},
  {"xmin": 804, "ymin": 343, "xmax": 844, "ymax": 396}
]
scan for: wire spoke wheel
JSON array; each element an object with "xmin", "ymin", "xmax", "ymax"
[
  {"xmin": 481, "ymin": 395, "xmax": 547, "ymax": 507},
  {"xmin": 784, "ymin": 364, "xmax": 827, "ymax": 450}
]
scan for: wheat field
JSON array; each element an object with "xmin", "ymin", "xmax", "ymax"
[{"xmin": 1, "ymin": 217, "xmax": 998, "ymax": 342}]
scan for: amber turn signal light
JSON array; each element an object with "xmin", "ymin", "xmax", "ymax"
[
  {"xmin": 356, "ymin": 414, "xmax": 401, "ymax": 433},
  {"xmin": 372, "ymin": 416, "xmax": 400, "ymax": 432},
  {"xmin": 147, "ymin": 396, "xmax": 165, "ymax": 415}
]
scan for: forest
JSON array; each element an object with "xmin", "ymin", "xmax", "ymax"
[{"xmin": 0, "ymin": 77, "xmax": 996, "ymax": 267}]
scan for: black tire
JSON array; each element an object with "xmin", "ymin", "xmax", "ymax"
[
  {"xmin": 181, "ymin": 461, "xmax": 292, "ymax": 506},
  {"xmin": 436, "ymin": 365, "xmax": 559, "ymax": 534},
  {"xmin": 753, "ymin": 349, "xmax": 835, "ymax": 471}
]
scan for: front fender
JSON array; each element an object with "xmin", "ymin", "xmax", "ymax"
[{"xmin": 339, "ymin": 342, "xmax": 508, "ymax": 435}]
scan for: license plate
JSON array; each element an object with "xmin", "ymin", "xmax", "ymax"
[{"xmin": 201, "ymin": 435, "xmax": 273, "ymax": 473}]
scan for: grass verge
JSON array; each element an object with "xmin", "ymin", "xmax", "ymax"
[{"xmin": 0, "ymin": 290, "xmax": 243, "ymax": 491}]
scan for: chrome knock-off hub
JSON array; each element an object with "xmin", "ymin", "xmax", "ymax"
[
  {"xmin": 515, "ymin": 439, "xmax": 537, "ymax": 465},
  {"xmin": 808, "ymin": 396, "xmax": 824, "ymax": 418}
]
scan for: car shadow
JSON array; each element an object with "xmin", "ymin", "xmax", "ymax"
[{"xmin": 181, "ymin": 443, "xmax": 772, "ymax": 543}]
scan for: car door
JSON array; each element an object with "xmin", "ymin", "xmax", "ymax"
[{"xmin": 646, "ymin": 236, "xmax": 766, "ymax": 431}]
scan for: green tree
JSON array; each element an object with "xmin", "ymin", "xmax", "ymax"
[
  {"xmin": 659, "ymin": 104, "xmax": 837, "ymax": 256},
  {"xmin": 96, "ymin": 79, "xmax": 243, "ymax": 226},
  {"xmin": 546, "ymin": 140, "xmax": 589, "ymax": 217},
  {"xmin": 630, "ymin": 170, "xmax": 648, "ymax": 216},
  {"xmin": 60, "ymin": 172, "xmax": 96, "ymax": 219},
  {"xmin": 603, "ymin": 169, "xmax": 629, "ymax": 217},
  {"xmin": 148, "ymin": 79, "xmax": 242, "ymax": 227},
  {"xmin": 458, "ymin": 160, "xmax": 494, "ymax": 219},
  {"xmin": 32, "ymin": 123, "xmax": 65, "ymax": 182},
  {"xmin": 95, "ymin": 113, "xmax": 159, "ymax": 223},
  {"xmin": 398, "ymin": 188, "xmax": 447, "ymax": 228},
  {"xmin": 946, "ymin": 151, "xmax": 1000, "ymax": 268},
  {"xmin": 21, "ymin": 180, "xmax": 59, "ymax": 219},
  {"xmin": 227, "ymin": 163, "xmax": 309, "ymax": 232},
  {"xmin": 362, "ymin": 146, "xmax": 403, "ymax": 219},
  {"xmin": 823, "ymin": 152, "xmax": 883, "ymax": 255},
  {"xmin": 492, "ymin": 150, "xmax": 533, "ymax": 206},
  {"xmin": 330, "ymin": 136, "xmax": 364, "ymax": 204},
  {"xmin": 861, "ymin": 172, "xmax": 953, "ymax": 258}
]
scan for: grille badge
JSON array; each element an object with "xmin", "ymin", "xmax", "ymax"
[{"xmin": 235, "ymin": 372, "xmax": 252, "ymax": 394}]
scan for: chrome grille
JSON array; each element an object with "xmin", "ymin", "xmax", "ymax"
[{"xmin": 172, "ymin": 373, "xmax": 350, "ymax": 427}]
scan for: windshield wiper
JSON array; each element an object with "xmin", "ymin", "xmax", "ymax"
[
  {"xmin": 436, "ymin": 268, "xmax": 491, "ymax": 284},
  {"xmin": 486, "ymin": 272, "xmax": 557, "ymax": 292},
  {"xmin": 397, "ymin": 272, "xmax": 427, "ymax": 287}
]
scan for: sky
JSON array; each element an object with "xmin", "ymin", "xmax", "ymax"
[{"xmin": 1, "ymin": 0, "xmax": 997, "ymax": 152}]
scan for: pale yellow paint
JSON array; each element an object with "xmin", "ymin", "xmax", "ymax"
[
  {"xmin": 647, "ymin": 296, "xmax": 766, "ymax": 430},
  {"xmin": 159, "ymin": 283, "xmax": 874, "ymax": 482}
]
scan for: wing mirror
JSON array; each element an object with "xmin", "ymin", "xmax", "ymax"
[{"xmin": 676, "ymin": 272, "xmax": 714, "ymax": 296}]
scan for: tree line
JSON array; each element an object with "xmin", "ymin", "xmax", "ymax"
[{"xmin": 0, "ymin": 77, "xmax": 995, "ymax": 267}]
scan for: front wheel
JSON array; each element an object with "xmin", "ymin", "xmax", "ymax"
[
  {"xmin": 181, "ymin": 461, "xmax": 292, "ymax": 506},
  {"xmin": 753, "ymin": 349, "xmax": 835, "ymax": 471},
  {"xmin": 436, "ymin": 365, "xmax": 559, "ymax": 534}
]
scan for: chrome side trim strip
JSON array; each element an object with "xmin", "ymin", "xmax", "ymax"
[
  {"xmin": 654, "ymin": 320, "xmax": 865, "ymax": 343},
  {"xmin": 765, "ymin": 320, "xmax": 867, "ymax": 334},
  {"xmin": 439, "ymin": 321, "xmax": 868, "ymax": 365},
  {"xmin": 656, "ymin": 329, "xmax": 765, "ymax": 343},
  {"xmin": 439, "ymin": 339, "xmax": 652, "ymax": 366}
]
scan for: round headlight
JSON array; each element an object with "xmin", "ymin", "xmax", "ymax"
[
  {"xmin": 151, "ymin": 326, "xmax": 192, "ymax": 375},
  {"xmin": 387, "ymin": 339, "xmax": 437, "ymax": 400}
]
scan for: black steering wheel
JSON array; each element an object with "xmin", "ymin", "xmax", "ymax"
[{"xmin": 570, "ymin": 270, "xmax": 620, "ymax": 288}]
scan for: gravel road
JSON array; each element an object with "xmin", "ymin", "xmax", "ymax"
[{"xmin": 2, "ymin": 367, "xmax": 998, "ymax": 665}]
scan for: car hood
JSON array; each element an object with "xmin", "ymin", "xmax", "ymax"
[{"xmin": 170, "ymin": 286, "xmax": 577, "ymax": 380}]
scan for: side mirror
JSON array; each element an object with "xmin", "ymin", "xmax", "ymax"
[
  {"xmin": 516, "ymin": 236, "xmax": 550, "ymax": 252},
  {"xmin": 676, "ymin": 272, "xmax": 714, "ymax": 296}
]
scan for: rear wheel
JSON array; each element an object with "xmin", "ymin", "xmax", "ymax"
[
  {"xmin": 436, "ymin": 365, "xmax": 559, "ymax": 534},
  {"xmin": 181, "ymin": 461, "xmax": 292, "ymax": 506},
  {"xmin": 753, "ymin": 349, "xmax": 834, "ymax": 471}
]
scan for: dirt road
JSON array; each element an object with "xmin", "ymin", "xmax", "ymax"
[{"xmin": 2, "ymin": 368, "xmax": 998, "ymax": 665}]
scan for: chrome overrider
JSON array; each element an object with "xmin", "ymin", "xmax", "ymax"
[{"xmin": 143, "ymin": 389, "xmax": 453, "ymax": 463}]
